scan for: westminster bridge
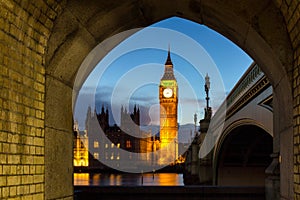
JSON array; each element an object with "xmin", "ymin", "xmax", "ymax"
[{"xmin": 184, "ymin": 63, "xmax": 277, "ymax": 198}]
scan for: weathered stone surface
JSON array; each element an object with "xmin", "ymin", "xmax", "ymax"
[
  {"xmin": 45, "ymin": 127, "xmax": 73, "ymax": 200},
  {"xmin": 45, "ymin": 76, "xmax": 72, "ymax": 131}
]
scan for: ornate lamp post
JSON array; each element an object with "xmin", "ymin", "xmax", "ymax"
[
  {"xmin": 194, "ymin": 113, "xmax": 198, "ymax": 137},
  {"xmin": 205, "ymin": 74, "xmax": 210, "ymax": 110}
]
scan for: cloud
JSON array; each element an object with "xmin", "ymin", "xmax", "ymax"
[
  {"xmin": 129, "ymin": 95, "xmax": 157, "ymax": 105},
  {"xmin": 95, "ymin": 89, "xmax": 113, "ymax": 105},
  {"xmin": 78, "ymin": 85, "xmax": 97, "ymax": 94},
  {"xmin": 179, "ymin": 97, "xmax": 205, "ymax": 106}
]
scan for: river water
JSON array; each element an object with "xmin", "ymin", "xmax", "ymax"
[{"xmin": 74, "ymin": 173, "xmax": 184, "ymax": 186}]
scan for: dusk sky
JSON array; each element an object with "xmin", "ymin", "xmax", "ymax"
[{"xmin": 74, "ymin": 17, "xmax": 253, "ymax": 130}]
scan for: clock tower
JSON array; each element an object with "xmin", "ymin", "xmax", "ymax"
[{"xmin": 159, "ymin": 48, "xmax": 178, "ymax": 165}]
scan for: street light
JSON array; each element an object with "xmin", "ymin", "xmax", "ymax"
[
  {"xmin": 205, "ymin": 74, "xmax": 210, "ymax": 110},
  {"xmin": 194, "ymin": 113, "xmax": 198, "ymax": 137}
]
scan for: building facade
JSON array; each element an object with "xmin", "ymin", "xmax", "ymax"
[
  {"xmin": 159, "ymin": 49, "xmax": 179, "ymax": 165},
  {"xmin": 74, "ymin": 105, "xmax": 160, "ymax": 170},
  {"xmin": 73, "ymin": 121, "xmax": 89, "ymax": 167}
]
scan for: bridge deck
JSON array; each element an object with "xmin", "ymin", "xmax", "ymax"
[{"xmin": 74, "ymin": 186, "xmax": 265, "ymax": 200}]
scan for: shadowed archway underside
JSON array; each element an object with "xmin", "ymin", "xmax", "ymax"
[
  {"xmin": 216, "ymin": 125, "xmax": 273, "ymax": 186},
  {"xmin": 44, "ymin": 0, "xmax": 293, "ymax": 199}
]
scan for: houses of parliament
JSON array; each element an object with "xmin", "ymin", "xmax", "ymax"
[
  {"xmin": 74, "ymin": 104, "xmax": 161, "ymax": 169},
  {"xmin": 74, "ymin": 49, "xmax": 182, "ymax": 169}
]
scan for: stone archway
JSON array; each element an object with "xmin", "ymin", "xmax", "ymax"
[
  {"xmin": 44, "ymin": 1, "xmax": 294, "ymax": 199},
  {"xmin": 215, "ymin": 124, "xmax": 273, "ymax": 187}
]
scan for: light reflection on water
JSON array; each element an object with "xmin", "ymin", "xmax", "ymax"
[{"xmin": 74, "ymin": 173, "xmax": 184, "ymax": 186}]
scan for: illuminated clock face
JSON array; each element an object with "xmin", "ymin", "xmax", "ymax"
[{"xmin": 163, "ymin": 88, "xmax": 173, "ymax": 98}]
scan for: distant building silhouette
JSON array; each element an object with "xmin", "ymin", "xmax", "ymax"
[{"xmin": 74, "ymin": 104, "xmax": 160, "ymax": 170}]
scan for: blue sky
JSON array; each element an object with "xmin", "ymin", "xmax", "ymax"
[{"xmin": 74, "ymin": 17, "xmax": 253, "ymax": 130}]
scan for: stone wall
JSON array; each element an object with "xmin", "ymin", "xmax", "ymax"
[
  {"xmin": 0, "ymin": 0, "xmax": 59, "ymax": 199},
  {"xmin": 277, "ymin": 0, "xmax": 300, "ymax": 198},
  {"xmin": 272, "ymin": 0, "xmax": 300, "ymax": 198}
]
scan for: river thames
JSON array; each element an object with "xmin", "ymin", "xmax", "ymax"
[{"xmin": 74, "ymin": 173, "xmax": 184, "ymax": 186}]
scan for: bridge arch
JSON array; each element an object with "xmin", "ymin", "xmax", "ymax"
[
  {"xmin": 213, "ymin": 120, "xmax": 273, "ymax": 186},
  {"xmin": 42, "ymin": 0, "xmax": 294, "ymax": 199}
]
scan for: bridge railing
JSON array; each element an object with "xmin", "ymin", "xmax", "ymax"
[
  {"xmin": 226, "ymin": 63, "xmax": 264, "ymax": 110},
  {"xmin": 198, "ymin": 63, "xmax": 270, "ymax": 158}
]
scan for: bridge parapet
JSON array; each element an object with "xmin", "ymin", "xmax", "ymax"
[
  {"xmin": 226, "ymin": 63, "xmax": 263, "ymax": 109},
  {"xmin": 184, "ymin": 62, "xmax": 273, "ymax": 188}
]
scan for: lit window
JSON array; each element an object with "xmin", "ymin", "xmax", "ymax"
[
  {"xmin": 126, "ymin": 140, "xmax": 131, "ymax": 148},
  {"xmin": 105, "ymin": 144, "xmax": 108, "ymax": 148},
  {"xmin": 111, "ymin": 152, "xmax": 114, "ymax": 160},
  {"xmin": 111, "ymin": 143, "xmax": 114, "ymax": 148},
  {"xmin": 80, "ymin": 161, "xmax": 85, "ymax": 166},
  {"xmin": 105, "ymin": 152, "xmax": 108, "ymax": 160},
  {"xmin": 93, "ymin": 152, "xmax": 99, "ymax": 159},
  {"xmin": 117, "ymin": 143, "xmax": 120, "ymax": 148},
  {"xmin": 94, "ymin": 141, "xmax": 99, "ymax": 148}
]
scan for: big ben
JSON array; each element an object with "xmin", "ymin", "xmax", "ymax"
[{"xmin": 159, "ymin": 48, "xmax": 178, "ymax": 165}]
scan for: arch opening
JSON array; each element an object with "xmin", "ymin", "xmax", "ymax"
[
  {"xmin": 71, "ymin": 16, "xmax": 252, "ymax": 177},
  {"xmin": 216, "ymin": 125, "xmax": 273, "ymax": 186},
  {"xmin": 44, "ymin": 0, "xmax": 294, "ymax": 198}
]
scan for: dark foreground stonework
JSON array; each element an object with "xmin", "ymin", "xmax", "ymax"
[{"xmin": 74, "ymin": 186, "xmax": 265, "ymax": 200}]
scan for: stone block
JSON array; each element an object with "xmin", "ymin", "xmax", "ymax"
[
  {"xmin": 45, "ymin": 76, "xmax": 72, "ymax": 131},
  {"xmin": 45, "ymin": 127, "xmax": 73, "ymax": 200}
]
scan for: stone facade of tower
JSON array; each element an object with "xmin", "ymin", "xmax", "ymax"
[
  {"xmin": 159, "ymin": 49, "xmax": 178, "ymax": 165},
  {"xmin": 79, "ymin": 105, "xmax": 159, "ymax": 170},
  {"xmin": 73, "ymin": 121, "xmax": 89, "ymax": 167}
]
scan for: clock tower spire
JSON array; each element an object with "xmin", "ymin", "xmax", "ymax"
[
  {"xmin": 159, "ymin": 47, "xmax": 178, "ymax": 165},
  {"xmin": 165, "ymin": 45, "xmax": 173, "ymax": 65}
]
